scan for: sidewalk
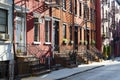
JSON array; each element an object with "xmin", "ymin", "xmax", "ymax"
[{"xmin": 22, "ymin": 59, "xmax": 120, "ymax": 80}]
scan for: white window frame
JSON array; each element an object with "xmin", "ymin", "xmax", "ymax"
[
  {"xmin": 45, "ymin": 20, "xmax": 50, "ymax": 43},
  {"xmin": 34, "ymin": 18, "xmax": 40, "ymax": 44},
  {"xmin": 0, "ymin": 9, "xmax": 8, "ymax": 33}
]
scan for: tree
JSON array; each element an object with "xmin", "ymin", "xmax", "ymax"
[{"xmin": 116, "ymin": 0, "xmax": 120, "ymax": 5}]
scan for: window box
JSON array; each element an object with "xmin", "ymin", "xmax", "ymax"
[
  {"xmin": 44, "ymin": 42, "xmax": 51, "ymax": 45},
  {"xmin": 33, "ymin": 41, "xmax": 41, "ymax": 45}
]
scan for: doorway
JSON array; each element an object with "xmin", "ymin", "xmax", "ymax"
[
  {"xmin": 16, "ymin": 16, "xmax": 26, "ymax": 53},
  {"xmin": 53, "ymin": 21, "xmax": 59, "ymax": 51},
  {"xmin": 0, "ymin": 61, "xmax": 9, "ymax": 79},
  {"xmin": 74, "ymin": 26, "xmax": 78, "ymax": 50}
]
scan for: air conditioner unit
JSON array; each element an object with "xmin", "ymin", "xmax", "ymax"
[
  {"xmin": 45, "ymin": 1, "xmax": 56, "ymax": 5},
  {"xmin": 0, "ymin": 33, "xmax": 9, "ymax": 40},
  {"xmin": 39, "ymin": 18, "xmax": 43, "ymax": 23}
]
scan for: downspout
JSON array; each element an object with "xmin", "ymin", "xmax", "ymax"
[
  {"xmin": 12, "ymin": 0, "xmax": 16, "ymax": 79},
  {"xmin": 12, "ymin": 0, "xmax": 19, "ymax": 79}
]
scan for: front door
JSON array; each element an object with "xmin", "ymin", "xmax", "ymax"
[
  {"xmin": 53, "ymin": 21, "xmax": 59, "ymax": 51},
  {"xmin": 0, "ymin": 61, "xmax": 9, "ymax": 79},
  {"xmin": 16, "ymin": 17, "xmax": 26, "ymax": 52},
  {"xmin": 74, "ymin": 26, "xmax": 78, "ymax": 50},
  {"xmin": 87, "ymin": 30, "xmax": 89, "ymax": 49}
]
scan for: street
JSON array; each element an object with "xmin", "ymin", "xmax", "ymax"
[{"xmin": 62, "ymin": 62, "xmax": 120, "ymax": 80}]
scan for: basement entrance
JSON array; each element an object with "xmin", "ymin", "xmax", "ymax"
[
  {"xmin": 0, "ymin": 61, "xmax": 9, "ymax": 79},
  {"xmin": 74, "ymin": 26, "xmax": 78, "ymax": 50},
  {"xmin": 53, "ymin": 21, "xmax": 59, "ymax": 51}
]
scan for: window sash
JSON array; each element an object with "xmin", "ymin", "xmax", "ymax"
[
  {"xmin": 56, "ymin": 0, "xmax": 60, "ymax": 5},
  {"xmin": 34, "ymin": 18, "xmax": 39, "ymax": 42},
  {"xmin": 0, "ymin": 25, "xmax": 6, "ymax": 32},
  {"xmin": 69, "ymin": 0, "xmax": 72, "ymax": 13},
  {"xmin": 80, "ymin": 28, "xmax": 82, "ymax": 41},
  {"xmin": 0, "ymin": 9, "xmax": 7, "ymax": 33},
  {"xmin": 79, "ymin": 2, "xmax": 82, "ymax": 16},
  {"xmin": 63, "ymin": 0, "xmax": 66, "ymax": 10},
  {"xmin": 70, "ymin": 26, "xmax": 72, "ymax": 40},
  {"xmin": 45, "ymin": 21, "xmax": 50, "ymax": 42},
  {"xmin": 34, "ymin": 24, "xmax": 39, "ymax": 41},
  {"xmin": 74, "ymin": 0, "xmax": 77, "ymax": 15},
  {"xmin": 63, "ymin": 24, "xmax": 66, "ymax": 38}
]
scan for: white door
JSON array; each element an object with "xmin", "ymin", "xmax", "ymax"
[{"xmin": 16, "ymin": 17, "xmax": 26, "ymax": 52}]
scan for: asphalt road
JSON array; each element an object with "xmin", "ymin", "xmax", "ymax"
[{"xmin": 62, "ymin": 63, "xmax": 120, "ymax": 80}]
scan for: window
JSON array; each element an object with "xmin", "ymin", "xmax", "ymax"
[
  {"xmin": 74, "ymin": 0, "xmax": 77, "ymax": 15},
  {"xmin": 79, "ymin": 2, "xmax": 82, "ymax": 17},
  {"xmin": 105, "ymin": 10, "xmax": 108, "ymax": 19},
  {"xmin": 45, "ymin": 20, "xmax": 50, "ymax": 42},
  {"xmin": 63, "ymin": 24, "xmax": 66, "ymax": 38},
  {"xmin": 0, "ymin": 9, "xmax": 8, "ymax": 33},
  {"xmin": 87, "ymin": 8, "xmax": 89, "ymax": 20},
  {"xmin": 56, "ymin": 0, "xmax": 60, "ymax": 5},
  {"xmin": 69, "ymin": 0, "xmax": 72, "ymax": 13},
  {"xmin": 70, "ymin": 26, "xmax": 72, "ymax": 40},
  {"xmin": 80, "ymin": 28, "xmax": 82, "ymax": 41},
  {"xmin": 34, "ymin": 18, "xmax": 39, "ymax": 42},
  {"xmin": 84, "ymin": 5, "xmax": 89, "ymax": 19},
  {"xmin": 63, "ymin": 0, "xmax": 66, "ymax": 10},
  {"xmin": 90, "ymin": 8, "xmax": 92, "ymax": 21},
  {"xmin": 84, "ymin": 29, "xmax": 86, "ymax": 41},
  {"xmin": 84, "ymin": 6, "xmax": 86, "ymax": 18}
]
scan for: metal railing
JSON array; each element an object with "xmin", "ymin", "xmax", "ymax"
[{"xmin": 0, "ymin": 50, "xmax": 8, "ymax": 79}]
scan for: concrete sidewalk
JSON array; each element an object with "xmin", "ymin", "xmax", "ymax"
[{"xmin": 21, "ymin": 60, "xmax": 120, "ymax": 80}]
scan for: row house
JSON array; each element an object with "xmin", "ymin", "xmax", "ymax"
[
  {"xmin": 13, "ymin": 0, "xmax": 102, "ymax": 77},
  {"xmin": 0, "ymin": 0, "xmax": 14, "ymax": 79},
  {"xmin": 101, "ymin": 0, "xmax": 120, "ymax": 58}
]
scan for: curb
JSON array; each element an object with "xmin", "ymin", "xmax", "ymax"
[{"xmin": 57, "ymin": 65, "xmax": 104, "ymax": 80}]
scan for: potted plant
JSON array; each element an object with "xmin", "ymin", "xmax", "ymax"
[
  {"xmin": 69, "ymin": 40, "xmax": 74, "ymax": 45},
  {"xmin": 84, "ymin": 40, "xmax": 88, "ymax": 45},
  {"xmin": 91, "ymin": 40, "xmax": 96, "ymax": 45},
  {"xmin": 80, "ymin": 40, "xmax": 83, "ymax": 45},
  {"xmin": 63, "ymin": 38, "xmax": 68, "ymax": 44}
]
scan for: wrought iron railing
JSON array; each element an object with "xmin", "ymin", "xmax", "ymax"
[{"xmin": 0, "ymin": 60, "xmax": 9, "ymax": 79}]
